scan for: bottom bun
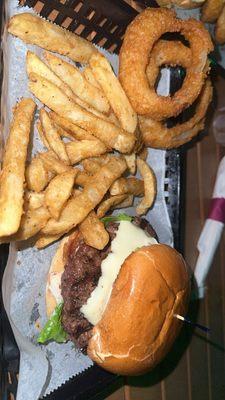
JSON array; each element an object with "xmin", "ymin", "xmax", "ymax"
[{"xmin": 87, "ymin": 244, "xmax": 190, "ymax": 375}]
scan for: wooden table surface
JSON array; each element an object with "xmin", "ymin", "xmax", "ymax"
[{"xmin": 102, "ymin": 77, "xmax": 225, "ymax": 400}]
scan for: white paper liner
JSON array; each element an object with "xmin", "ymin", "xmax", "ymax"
[{"xmin": 1, "ymin": 1, "xmax": 173, "ymax": 399}]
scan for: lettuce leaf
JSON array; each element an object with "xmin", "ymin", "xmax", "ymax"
[
  {"xmin": 37, "ymin": 302, "xmax": 67, "ymax": 344},
  {"xmin": 101, "ymin": 213, "xmax": 133, "ymax": 226}
]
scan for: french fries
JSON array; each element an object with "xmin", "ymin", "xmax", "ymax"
[
  {"xmin": 113, "ymin": 194, "xmax": 133, "ymax": 209},
  {"xmin": 8, "ymin": 13, "xmax": 96, "ymax": 63},
  {"xmin": 24, "ymin": 192, "xmax": 45, "ymax": 211},
  {"xmin": 124, "ymin": 153, "xmax": 136, "ymax": 175},
  {"xmin": 44, "ymin": 170, "xmax": 77, "ymax": 220},
  {"xmin": 136, "ymin": 159, "xmax": 157, "ymax": 215},
  {"xmin": 66, "ymin": 140, "xmax": 108, "ymax": 164},
  {"xmin": 36, "ymin": 121, "xmax": 50, "ymax": 149},
  {"xmin": 97, "ymin": 195, "xmax": 128, "ymax": 218},
  {"xmin": 44, "ymin": 52, "xmax": 110, "ymax": 114},
  {"xmin": 41, "ymin": 157, "xmax": 127, "ymax": 236},
  {"xmin": 26, "ymin": 155, "xmax": 53, "ymax": 192},
  {"xmin": 28, "ymin": 73, "xmax": 136, "ymax": 153},
  {"xmin": 27, "ymin": 51, "xmax": 76, "ymax": 102},
  {"xmin": 49, "ymin": 112, "xmax": 96, "ymax": 141},
  {"xmin": 79, "ymin": 211, "xmax": 109, "ymax": 250},
  {"xmin": 83, "ymin": 66, "xmax": 101, "ymax": 88},
  {"xmin": 3, "ymin": 13, "xmax": 158, "ymax": 251},
  {"xmin": 89, "ymin": 53, "xmax": 137, "ymax": 133},
  {"xmin": 40, "ymin": 109, "xmax": 70, "ymax": 164},
  {"xmin": 75, "ymin": 171, "xmax": 91, "ymax": 187},
  {"xmin": 8, "ymin": 207, "xmax": 50, "ymax": 242},
  {"xmin": 110, "ymin": 177, "xmax": 144, "ymax": 196},
  {"xmin": 0, "ymin": 98, "xmax": 36, "ymax": 236},
  {"xmin": 39, "ymin": 152, "xmax": 71, "ymax": 174},
  {"xmin": 35, "ymin": 234, "xmax": 62, "ymax": 249}
]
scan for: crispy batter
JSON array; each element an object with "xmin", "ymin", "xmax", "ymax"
[
  {"xmin": 139, "ymin": 80, "xmax": 213, "ymax": 149},
  {"xmin": 0, "ymin": 98, "xmax": 36, "ymax": 236},
  {"xmin": 201, "ymin": 0, "xmax": 224, "ymax": 22},
  {"xmin": 119, "ymin": 8, "xmax": 213, "ymax": 120},
  {"xmin": 29, "ymin": 73, "xmax": 136, "ymax": 153},
  {"xmin": 8, "ymin": 13, "xmax": 96, "ymax": 63},
  {"xmin": 215, "ymin": 4, "xmax": 225, "ymax": 44},
  {"xmin": 136, "ymin": 159, "xmax": 157, "ymax": 216},
  {"xmin": 146, "ymin": 40, "xmax": 191, "ymax": 87}
]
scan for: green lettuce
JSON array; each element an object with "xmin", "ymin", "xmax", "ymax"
[
  {"xmin": 37, "ymin": 302, "xmax": 67, "ymax": 344},
  {"xmin": 101, "ymin": 213, "xmax": 133, "ymax": 226}
]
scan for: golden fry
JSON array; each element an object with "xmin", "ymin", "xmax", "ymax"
[
  {"xmin": 45, "ymin": 169, "xmax": 77, "ymax": 220},
  {"xmin": 112, "ymin": 194, "xmax": 133, "ymax": 209},
  {"xmin": 41, "ymin": 157, "xmax": 127, "ymax": 236},
  {"xmin": 27, "ymin": 51, "xmax": 75, "ymax": 101},
  {"xmin": 39, "ymin": 152, "xmax": 71, "ymax": 174},
  {"xmin": 40, "ymin": 109, "xmax": 70, "ymax": 164},
  {"xmin": 90, "ymin": 53, "xmax": 137, "ymax": 133},
  {"xmin": 138, "ymin": 146, "xmax": 148, "ymax": 161},
  {"xmin": 75, "ymin": 171, "xmax": 91, "ymax": 187},
  {"xmin": 35, "ymin": 234, "xmax": 62, "ymax": 249},
  {"xmin": 8, "ymin": 13, "xmax": 96, "ymax": 63},
  {"xmin": 66, "ymin": 140, "xmax": 108, "ymax": 164},
  {"xmin": 29, "ymin": 73, "xmax": 135, "ymax": 153},
  {"xmin": 44, "ymin": 52, "xmax": 110, "ymax": 114},
  {"xmin": 136, "ymin": 158, "xmax": 157, "ymax": 215},
  {"xmin": 124, "ymin": 153, "xmax": 136, "ymax": 175},
  {"xmin": 49, "ymin": 112, "xmax": 95, "ymax": 141},
  {"xmin": 215, "ymin": 5, "xmax": 225, "ymax": 44},
  {"xmin": 97, "ymin": 195, "xmax": 128, "ymax": 218},
  {"xmin": 79, "ymin": 211, "xmax": 109, "ymax": 250},
  {"xmin": 26, "ymin": 155, "xmax": 53, "ymax": 192},
  {"xmin": 110, "ymin": 177, "xmax": 144, "ymax": 196},
  {"xmin": 24, "ymin": 191, "xmax": 45, "ymax": 211},
  {"xmin": 83, "ymin": 66, "xmax": 101, "ymax": 88},
  {"xmin": 0, "ymin": 98, "xmax": 36, "ymax": 236},
  {"xmin": 36, "ymin": 121, "xmax": 50, "ymax": 149}
]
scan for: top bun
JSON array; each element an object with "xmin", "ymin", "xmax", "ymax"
[{"xmin": 87, "ymin": 244, "xmax": 190, "ymax": 375}]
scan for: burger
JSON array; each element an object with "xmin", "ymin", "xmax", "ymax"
[{"xmin": 38, "ymin": 214, "xmax": 190, "ymax": 376}]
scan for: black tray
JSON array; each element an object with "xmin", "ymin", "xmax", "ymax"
[{"xmin": 0, "ymin": 1, "xmax": 186, "ymax": 399}]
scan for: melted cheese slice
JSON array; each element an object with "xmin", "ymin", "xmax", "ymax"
[{"xmin": 81, "ymin": 220, "xmax": 157, "ymax": 325}]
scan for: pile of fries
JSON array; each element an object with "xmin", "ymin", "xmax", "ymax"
[{"xmin": 0, "ymin": 13, "xmax": 157, "ymax": 251}]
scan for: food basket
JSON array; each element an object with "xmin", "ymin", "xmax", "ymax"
[{"xmin": 0, "ymin": 0, "xmax": 186, "ymax": 399}]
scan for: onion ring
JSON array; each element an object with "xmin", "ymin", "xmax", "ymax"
[
  {"xmin": 139, "ymin": 79, "xmax": 213, "ymax": 149},
  {"xmin": 146, "ymin": 40, "xmax": 191, "ymax": 87},
  {"xmin": 119, "ymin": 8, "xmax": 213, "ymax": 120}
]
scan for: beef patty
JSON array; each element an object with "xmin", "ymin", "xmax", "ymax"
[{"xmin": 61, "ymin": 218, "xmax": 157, "ymax": 351}]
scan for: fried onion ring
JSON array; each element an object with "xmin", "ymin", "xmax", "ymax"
[
  {"xmin": 139, "ymin": 79, "xmax": 213, "ymax": 149},
  {"xmin": 119, "ymin": 8, "xmax": 213, "ymax": 120},
  {"xmin": 146, "ymin": 40, "xmax": 191, "ymax": 87}
]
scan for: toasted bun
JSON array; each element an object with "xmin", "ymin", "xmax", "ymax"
[
  {"xmin": 46, "ymin": 231, "xmax": 79, "ymax": 317},
  {"xmin": 87, "ymin": 244, "xmax": 190, "ymax": 375}
]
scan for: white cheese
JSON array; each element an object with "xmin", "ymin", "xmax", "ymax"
[
  {"xmin": 81, "ymin": 220, "xmax": 157, "ymax": 325},
  {"xmin": 47, "ymin": 271, "xmax": 63, "ymax": 305}
]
